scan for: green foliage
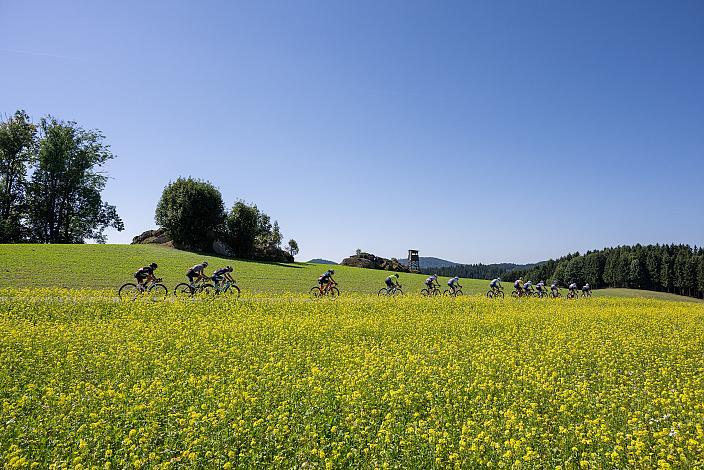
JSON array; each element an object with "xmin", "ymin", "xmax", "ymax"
[
  {"xmin": 286, "ymin": 239, "xmax": 299, "ymax": 257},
  {"xmin": 25, "ymin": 117, "xmax": 123, "ymax": 243},
  {"xmin": 225, "ymin": 201, "xmax": 259, "ymax": 258},
  {"xmin": 506, "ymin": 244, "xmax": 704, "ymax": 299},
  {"xmin": 0, "ymin": 111, "xmax": 36, "ymax": 242},
  {"xmin": 155, "ymin": 177, "xmax": 224, "ymax": 251}
]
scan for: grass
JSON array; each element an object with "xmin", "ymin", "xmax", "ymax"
[
  {"xmin": 0, "ymin": 244, "xmax": 490, "ymax": 295},
  {"xmin": 0, "ymin": 244, "xmax": 700, "ymax": 302},
  {"xmin": 1, "ymin": 292, "xmax": 703, "ymax": 467}
]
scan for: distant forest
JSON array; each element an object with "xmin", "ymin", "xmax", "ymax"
[
  {"xmin": 424, "ymin": 263, "xmax": 536, "ymax": 280},
  {"xmin": 504, "ymin": 244, "xmax": 704, "ymax": 299}
]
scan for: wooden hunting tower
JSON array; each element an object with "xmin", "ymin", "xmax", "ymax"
[{"xmin": 408, "ymin": 250, "xmax": 420, "ymax": 272}]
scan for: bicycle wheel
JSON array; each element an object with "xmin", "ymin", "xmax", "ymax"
[
  {"xmin": 378, "ymin": 288, "xmax": 389, "ymax": 296},
  {"xmin": 118, "ymin": 283, "xmax": 140, "ymax": 301},
  {"xmin": 393, "ymin": 288, "xmax": 403, "ymax": 297},
  {"xmin": 310, "ymin": 287, "xmax": 321, "ymax": 299},
  {"xmin": 148, "ymin": 284, "xmax": 168, "ymax": 301},
  {"xmin": 224, "ymin": 284, "xmax": 241, "ymax": 298},
  {"xmin": 201, "ymin": 284, "xmax": 215, "ymax": 295},
  {"xmin": 174, "ymin": 283, "xmax": 194, "ymax": 298},
  {"xmin": 454, "ymin": 289, "xmax": 463, "ymax": 296},
  {"xmin": 421, "ymin": 288, "xmax": 430, "ymax": 296},
  {"xmin": 443, "ymin": 289, "xmax": 451, "ymax": 296},
  {"xmin": 511, "ymin": 290, "xmax": 519, "ymax": 298},
  {"xmin": 329, "ymin": 287, "xmax": 340, "ymax": 299},
  {"xmin": 486, "ymin": 290, "xmax": 494, "ymax": 299}
]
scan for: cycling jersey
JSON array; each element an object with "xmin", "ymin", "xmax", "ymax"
[
  {"xmin": 569, "ymin": 283, "xmax": 577, "ymax": 290},
  {"xmin": 425, "ymin": 276, "xmax": 436, "ymax": 285},
  {"xmin": 135, "ymin": 266, "xmax": 153, "ymax": 277},
  {"xmin": 213, "ymin": 268, "xmax": 230, "ymax": 277},
  {"xmin": 188, "ymin": 264, "xmax": 206, "ymax": 274},
  {"xmin": 490, "ymin": 279, "xmax": 499, "ymax": 287},
  {"xmin": 514, "ymin": 280, "xmax": 520, "ymax": 288},
  {"xmin": 448, "ymin": 277, "xmax": 460, "ymax": 286},
  {"xmin": 385, "ymin": 276, "xmax": 394, "ymax": 286}
]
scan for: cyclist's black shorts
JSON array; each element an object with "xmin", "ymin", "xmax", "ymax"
[{"xmin": 135, "ymin": 273, "xmax": 147, "ymax": 281}]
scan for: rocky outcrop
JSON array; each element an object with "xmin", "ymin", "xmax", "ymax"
[
  {"xmin": 132, "ymin": 228, "xmax": 170, "ymax": 245},
  {"xmin": 340, "ymin": 252, "xmax": 410, "ymax": 272}
]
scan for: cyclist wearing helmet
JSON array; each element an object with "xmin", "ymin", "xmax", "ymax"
[
  {"xmin": 490, "ymin": 277, "xmax": 502, "ymax": 291},
  {"xmin": 212, "ymin": 265, "xmax": 234, "ymax": 288},
  {"xmin": 514, "ymin": 278, "xmax": 524, "ymax": 295},
  {"xmin": 135, "ymin": 263, "xmax": 158, "ymax": 288},
  {"xmin": 187, "ymin": 261, "xmax": 209, "ymax": 286},
  {"xmin": 448, "ymin": 276, "xmax": 462, "ymax": 294},
  {"xmin": 550, "ymin": 280, "xmax": 560, "ymax": 295},
  {"xmin": 425, "ymin": 274, "xmax": 440, "ymax": 291},
  {"xmin": 385, "ymin": 273, "xmax": 400, "ymax": 292},
  {"xmin": 568, "ymin": 281, "xmax": 578, "ymax": 295},
  {"xmin": 582, "ymin": 283, "xmax": 591, "ymax": 295},
  {"xmin": 524, "ymin": 280, "xmax": 533, "ymax": 296},
  {"xmin": 318, "ymin": 269, "xmax": 336, "ymax": 292},
  {"xmin": 536, "ymin": 280, "xmax": 546, "ymax": 297}
]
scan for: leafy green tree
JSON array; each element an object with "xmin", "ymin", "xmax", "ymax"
[
  {"xmin": 270, "ymin": 221, "xmax": 283, "ymax": 248},
  {"xmin": 286, "ymin": 239, "xmax": 299, "ymax": 257},
  {"xmin": 627, "ymin": 256, "xmax": 644, "ymax": 288},
  {"xmin": 155, "ymin": 177, "xmax": 224, "ymax": 251},
  {"xmin": 0, "ymin": 111, "xmax": 36, "ymax": 242},
  {"xmin": 26, "ymin": 117, "xmax": 123, "ymax": 243},
  {"xmin": 225, "ymin": 201, "xmax": 259, "ymax": 258}
]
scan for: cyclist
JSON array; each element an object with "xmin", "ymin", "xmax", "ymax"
[
  {"xmin": 568, "ymin": 281, "xmax": 578, "ymax": 297},
  {"xmin": 448, "ymin": 276, "xmax": 462, "ymax": 295},
  {"xmin": 385, "ymin": 273, "xmax": 401, "ymax": 293},
  {"xmin": 524, "ymin": 280, "xmax": 533, "ymax": 296},
  {"xmin": 425, "ymin": 274, "xmax": 440, "ymax": 292},
  {"xmin": 490, "ymin": 277, "xmax": 502, "ymax": 293},
  {"xmin": 318, "ymin": 269, "xmax": 336, "ymax": 293},
  {"xmin": 135, "ymin": 263, "xmax": 158, "ymax": 290},
  {"xmin": 514, "ymin": 278, "xmax": 524, "ymax": 296},
  {"xmin": 550, "ymin": 280, "xmax": 560, "ymax": 296},
  {"xmin": 187, "ymin": 261, "xmax": 209, "ymax": 286},
  {"xmin": 536, "ymin": 280, "xmax": 546, "ymax": 297},
  {"xmin": 582, "ymin": 283, "xmax": 591, "ymax": 296},
  {"xmin": 212, "ymin": 265, "xmax": 234, "ymax": 289}
]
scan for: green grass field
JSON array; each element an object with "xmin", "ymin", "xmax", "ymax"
[{"xmin": 1, "ymin": 244, "xmax": 701, "ymax": 302}]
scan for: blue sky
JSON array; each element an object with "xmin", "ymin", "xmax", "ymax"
[{"xmin": 1, "ymin": 1, "xmax": 703, "ymax": 264}]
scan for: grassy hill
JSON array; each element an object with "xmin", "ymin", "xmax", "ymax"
[
  {"xmin": 0, "ymin": 244, "xmax": 490, "ymax": 295},
  {"xmin": 1, "ymin": 244, "xmax": 701, "ymax": 302}
]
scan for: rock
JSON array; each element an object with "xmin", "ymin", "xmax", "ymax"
[
  {"xmin": 132, "ymin": 228, "xmax": 171, "ymax": 245},
  {"xmin": 212, "ymin": 239, "xmax": 233, "ymax": 257},
  {"xmin": 340, "ymin": 252, "xmax": 410, "ymax": 272}
]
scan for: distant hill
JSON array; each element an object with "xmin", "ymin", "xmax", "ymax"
[
  {"xmin": 398, "ymin": 257, "xmax": 459, "ymax": 269},
  {"xmin": 307, "ymin": 259, "xmax": 337, "ymax": 265}
]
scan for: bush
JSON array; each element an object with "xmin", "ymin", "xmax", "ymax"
[{"xmin": 155, "ymin": 177, "xmax": 224, "ymax": 251}]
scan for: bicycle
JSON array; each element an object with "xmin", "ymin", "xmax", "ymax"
[
  {"xmin": 443, "ymin": 286, "xmax": 463, "ymax": 297},
  {"xmin": 378, "ymin": 284, "xmax": 403, "ymax": 297},
  {"xmin": 567, "ymin": 289, "xmax": 579, "ymax": 299},
  {"xmin": 174, "ymin": 279, "xmax": 215, "ymax": 298},
  {"xmin": 310, "ymin": 282, "xmax": 340, "ymax": 299},
  {"xmin": 214, "ymin": 278, "xmax": 241, "ymax": 298},
  {"xmin": 486, "ymin": 286, "xmax": 505, "ymax": 299},
  {"xmin": 421, "ymin": 285, "xmax": 441, "ymax": 296},
  {"xmin": 551, "ymin": 289, "xmax": 562, "ymax": 299},
  {"xmin": 581, "ymin": 289, "xmax": 592, "ymax": 298},
  {"xmin": 535, "ymin": 288, "xmax": 549, "ymax": 299},
  {"xmin": 118, "ymin": 278, "xmax": 168, "ymax": 302}
]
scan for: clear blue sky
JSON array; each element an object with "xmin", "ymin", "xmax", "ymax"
[{"xmin": 2, "ymin": 1, "xmax": 703, "ymax": 264}]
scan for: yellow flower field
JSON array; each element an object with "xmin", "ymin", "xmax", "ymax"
[{"xmin": 1, "ymin": 291, "xmax": 703, "ymax": 468}]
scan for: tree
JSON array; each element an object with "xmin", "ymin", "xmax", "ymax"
[
  {"xmin": 155, "ymin": 177, "xmax": 224, "ymax": 251},
  {"xmin": 26, "ymin": 117, "xmax": 123, "ymax": 243},
  {"xmin": 225, "ymin": 201, "xmax": 259, "ymax": 258},
  {"xmin": 270, "ymin": 221, "xmax": 283, "ymax": 248},
  {"xmin": 0, "ymin": 110, "xmax": 36, "ymax": 242},
  {"xmin": 285, "ymin": 239, "xmax": 299, "ymax": 257}
]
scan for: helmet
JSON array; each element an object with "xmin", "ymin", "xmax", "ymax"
[
  {"xmin": 150, "ymin": 262, "xmax": 157, "ymax": 269},
  {"xmin": 497, "ymin": 277, "xmax": 501, "ymax": 281},
  {"xmin": 227, "ymin": 266, "xmax": 233, "ymax": 272},
  {"xmin": 203, "ymin": 261, "xmax": 209, "ymax": 267},
  {"xmin": 394, "ymin": 273, "xmax": 399, "ymax": 277},
  {"xmin": 330, "ymin": 269, "xmax": 335, "ymax": 274}
]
